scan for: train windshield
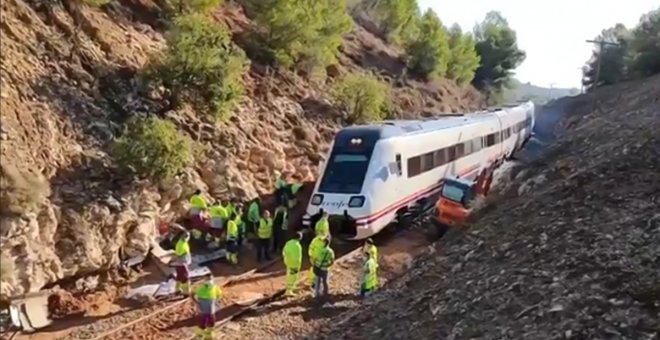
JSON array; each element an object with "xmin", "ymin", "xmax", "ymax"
[{"xmin": 318, "ymin": 153, "xmax": 370, "ymax": 194}]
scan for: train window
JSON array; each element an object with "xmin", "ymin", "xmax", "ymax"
[
  {"xmin": 421, "ymin": 152, "xmax": 434, "ymax": 172},
  {"xmin": 407, "ymin": 156, "xmax": 422, "ymax": 178},
  {"xmin": 446, "ymin": 146, "xmax": 456, "ymax": 162},
  {"xmin": 486, "ymin": 133, "xmax": 496, "ymax": 147},
  {"xmin": 455, "ymin": 143, "xmax": 465, "ymax": 158},
  {"xmin": 494, "ymin": 132, "xmax": 501, "ymax": 144},
  {"xmin": 434, "ymin": 149, "xmax": 446, "ymax": 167},
  {"xmin": 318, "ymin": 153, "xmax": 370, "ymax": 194}
]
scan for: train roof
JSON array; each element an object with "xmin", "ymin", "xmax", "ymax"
[
  {"xmin": 336, "ymin": 101, "xmax": 534, "ymax": 143},
  {"xmin": 339, "ymin": 113, "xmax": 493, "ymax": 140}
]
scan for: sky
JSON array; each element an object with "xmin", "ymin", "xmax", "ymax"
[{"xmin": 418, "ymin": 0, "xmax": 659, "ymax": 89}]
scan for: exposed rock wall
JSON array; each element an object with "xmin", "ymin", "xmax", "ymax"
[{"xmin": 0, "ymin": 0, "xmax": 483, "ymax": 296}]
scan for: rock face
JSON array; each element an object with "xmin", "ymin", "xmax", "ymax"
[
  {"xmin": 316, "ymin": 74, "xmax": 660, "ymax": 339},
  {"xmin": 0, "ymin": 1, "xmax": 483, "ymax": 296}
]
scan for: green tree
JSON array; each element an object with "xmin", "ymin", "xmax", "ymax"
[
  {"xmin": 447, "ymin": 24, "xmax": 480, "ymax": 85},
  {"xmin": 370, "ymin": 0, "xmax": 419, "ymax": 42},
  {"xmin": 582, "ymin": 24, "xmax": 631, "ymax": 91},
  {"xmin": 472, "ymin": 11, "xmax": 526, "ymax": 99},
  {"xmin": 404, "ymin": 9, "xmax": 451, "ymax": 79},
  {"xmin": 245, "ymin": 0, "xmax": 352, "ymax": 72},
  {"xmin": 627, "ymin": 7, "xmax": 660, "ymax": 78},
  {"xmin": 144, "ymin": 13, "xmax": 248, "ymax": 122},
  {"xmin": 167, "ymin": 0, "xmax": 224, "ymax": 15},
  {"xmin": 331, "ymin": 73, "xmax": 391, "ymax": 123},
  {"xmin": 112, "ymin": 117, "xmax": 193, "ymax": 180}
]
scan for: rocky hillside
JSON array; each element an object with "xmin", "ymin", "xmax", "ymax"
[
  {"xmin": 316, "ymin": 75, "xmax": 660, "ymax": 339},
  {"xmin": 0, "ymin": 0, "xmax": 482, "ymax": 296}
]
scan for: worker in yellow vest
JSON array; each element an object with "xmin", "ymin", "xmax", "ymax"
[
  {"xmin": 232, "ymin": 204, "xmax": 245, "ymax": 249},
  {"xmin": 208, "ymin": 202, "xmax": 228, "ymax": 230},
  {"xmin": 189, "ymin": 190, "xmax": 207, "ymax": 216},
  {"xmin": 226, "ymin": 212, "xmax": 239, "ymax": 265},
  {"xmin": 315, "ymin": 211, "xmax": 330, "ymax": 237},
  {"xmin": 313, "ymin": 237, "xmax": 335, "ymax": 298},
  {"xmin": 359, "ymin": 246, "xmax": 379, "ymax": 298},
  {"xmin": 171, "ymin": 231, "xmax": 192, "ymax": 296},
  {"xmin": 247, "ymin": 199, "xmax": 261, "ymax": 237},
  {"xmin": 363, "ymin": 238, "xmax": 378, "ymax": 261},
  {"xmin": 282, "ymin": 232, "xmax": 303, "ymax": 296},
  {"xmin": 275, "ymin": 172, "xmax": 288, "ymax": 206},
  {"xmin": 193, "ymin": 274, "xmax": 223, "ymax": 340},
  {"xmin": 307, "ymin": 233, "xmax": 326, "ymax": 289},
  {"xmin": 256, "ymin": 210, "xmax": 273, "ymax": 262}
]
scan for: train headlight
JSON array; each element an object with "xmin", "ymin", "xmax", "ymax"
[
  {"xmin": 311, "ymin": 194, "xmax": 324, "ymax": 206},
  {"xmin": 348, "ymin": 196, "xmax": 365, "ymax": 208}
]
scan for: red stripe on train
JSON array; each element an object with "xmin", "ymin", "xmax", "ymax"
[{"xmin": 354, "ymin": 164, "xmax": 481, "ymax": 226}]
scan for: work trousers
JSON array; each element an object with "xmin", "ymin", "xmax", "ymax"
[
  {"xmin": 256, "ymin": 238, "xmax": 271, "ymax": 262},
  {"xmin": 272, "ymin": 226, "xmax": 283, "ymax": 253},
  {"xmin": 360, "ymin": 282, "xmax": 376, "ymax": 298},
  {"xmin": 313, "ymin": 267, "xmax": 329, "ymax": 297},
  {"xmin": 285, "ymin": 267, "xmax": 300, "ymax": 294}
]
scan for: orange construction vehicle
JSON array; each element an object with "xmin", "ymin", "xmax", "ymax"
[{"xmin": 432, "ymin": 167, "xmax": 494, "ymax": 234}]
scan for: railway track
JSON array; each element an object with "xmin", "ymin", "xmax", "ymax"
[{"xmin": 88, "ymin": 220, "xmax": 435, "ymax": 340}]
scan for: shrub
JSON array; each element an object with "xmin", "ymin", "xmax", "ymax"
[
  {"xmin": 112, "ymin": 116, "xmax": 193, "ymax": 180},
  {"xmin": 167, "ymin": 0, "xmax": 224, "ymax": 14},
  {"xmin": 246, "ymin": 0, "xmax": 352, "ymax": 73},
  {"xmin": 405, "ymin": 9, "xmax": 451, "ymax": 79},
  {"xmin": 331, "ymin": 73, "xmax": 391, "ymax": 124},
  {"xmin": 143, "ymin": 13, "xmax": 248, "ymax": 122}
]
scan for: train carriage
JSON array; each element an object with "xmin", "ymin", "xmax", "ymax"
[{"xmin": 302, "ymin": 101, "xmax": 535, "ymax": 240}]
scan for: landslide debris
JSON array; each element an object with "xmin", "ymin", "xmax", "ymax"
[{"xmin": 315, "ymin": 75, "xmax": 660, "ymax": 339}]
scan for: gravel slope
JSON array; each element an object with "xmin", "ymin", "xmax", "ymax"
[{"xmin": 311, "ymin": 75, "xmax": 660, "ymax": 340}]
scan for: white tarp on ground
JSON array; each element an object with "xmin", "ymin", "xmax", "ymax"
[
  {"xmin": 125, "ymin": 279, "xmax": 178, "ymax": 300},
  {"xmin": 9, "ymin": 295, "xmax": 52, "ymax": 332}
]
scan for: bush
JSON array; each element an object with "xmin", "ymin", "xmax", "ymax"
[
  {"xmin": 331, "ymin": 73, "xmax": 391, "ymax": 124},
  {"xmin": 112, "ymin": 116, "xmax": 193, "ymax": 180},
  {"xmin": 405, "ymin": 9, "xmax": 451, "ymax": 79},
  {"xmin": 245, "ymin": 0, "xmax": 352, "ymax": 72},
  {"xmin": 143, "ymin": 13, "xmax": 248, "ymax": 122},
  {"xmin": 167, "ymin": 0, "xmax": 223, "ymax": 14}
]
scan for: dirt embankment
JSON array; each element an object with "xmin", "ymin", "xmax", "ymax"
[
  {"xmin": 313, "ymin": 75, "xmax": 660, "ymax": 339},
  {"xmin": 0, "ymin": 0, "xmax": 483, "ymax": 297}
]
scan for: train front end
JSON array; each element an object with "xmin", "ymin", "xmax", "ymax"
[{"xmin": 302, "ymin": 127, "xmax": 382, "ymax": 241}]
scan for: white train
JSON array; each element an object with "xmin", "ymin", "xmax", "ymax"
[{"xmin": 302, "ymin": 101, "xmax": 536, "ymax": 240}]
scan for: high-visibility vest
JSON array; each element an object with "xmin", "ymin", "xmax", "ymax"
[
  {"xmin": 290, "ymin": 183, "xmax": 303, "ymax": 195},
  {"xmin": 190, "ymin": 195, "xmax": 207, "ymax": 209},
  {"xmin": 208, "ymin": 205, "xmax": 227, "ymax": 218},
  {"xmin": 226, "ymin": 220, "xmax": 238, "ymax": 241},
  {"xmin": 175, "ymin": 239, "xmax": 190, "ymax": 257},
  {"xmin": 282, "ymin": 239, "xmax": 302, "ymax": 268},
  {"xmin": 257, "ymin": 218, "xmax": 273, "ymax": 239},
  {"xmin": 313, "ymin": 247, "xmax": 335, "ymax": 270},
  {"xmin": 315, "ymin": 218, "xmax": 329, "ymax": 236},
  {"xmin": 195, "ymin": 283, "xmax": 222, "ymax": 300},
  {"xmin": 365, "ymin": 244, "xmax": 378, "ymax": 260},
  {"xmin": 363, "ymin": 257, "xmax": 378, "ymax": 290},
  {"xmin": 248, "ymin": 202, "xmax": 260, "ymax": 222},
  {"xmin": 308, "ymin": 235, "xmax": 325, "ymax": 260}
]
